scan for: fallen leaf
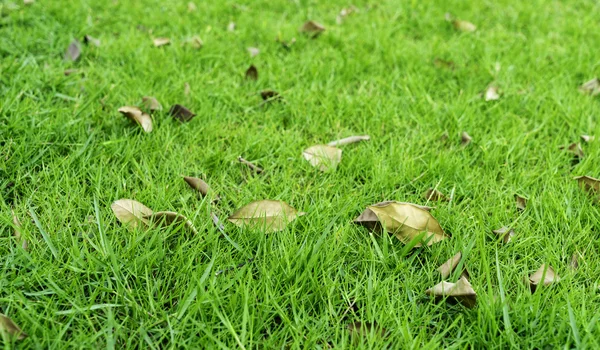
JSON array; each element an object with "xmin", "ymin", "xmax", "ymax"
[
  {"xmin": 247, "ymin": 47, "xmax": 260, "ymax": 57},
  {"xmin": 515, "ymin": 195, "xmax": 527, "ymax": 211},
  {"xmin": 245, "ymin": 65, "xmax": 258, "ymax": 80},
  {"xmin": 366, "ymin": 201, "xmax": 447, "ymax": 246},
  {"xmin": 437, "ymin": 252, "xmax": 462, "ymax": 279},
  {"xmin": 433, "ymin": 58, "xmax": 455, "ymax": 70},
  {"xmin": 559, "ymin": 142, "xmax": 584, "ymax": 160},
  {"xmin": 426, "ymin": 276, "xmax": 476, "ymax": 308},
  {"xmin": 581, "ymin": 135, "xmax": 594, "ymax": 143},
  {"xmin": 302, "ymin": 145, "xmax": 342, "ymax": 172},
  {"xmin": 423, "ymin": 188, "xmax": 448, "ymax": 202},
  {"xmin": 0, "ymin": 313, "xmax": 27, "ymax": 340},
  {"xmin": 184, "ymin": 82, "xmax": 191, "ymax": 96},
  {"xmin": 143, "ymin": 211, "xmax": 198, "ymax": 235},
  {"xmin": 574, "ymin": 175, "xmax": 600, "ymax": 197},
  {"xmin": 169, "ymin": 104, "xmax": 196, "ymax": 122},
  {"xmin": 11, "ymin": 209, "xmax": 28, "ymax": 250},
  {"xmin": 492, "ymin": 226, "xmax": 515, "ymax": 243},
  {"xmin": 183, "ymin": 176, "xmax": 210, "ymax": 197},
  {"xmin": 187, "ymin": 2, "xmax": 196, "ymax": 12},
  {"xmin": 64, "ymin": 39, "xmax": 81, "ymax": 61},
  {"xmin": 461, "ymin": 131, "xmax": 472, "ymax": 145},
  {"xmin": 118, "ymin": 106, "xmax": 153, "ymax": 132},
  {"xmin": 452, "ymin": 19, "xmax": 477, "ymax": 32},
  {"xmin": 579, "ymin": 78, "xmax": 600, "ymax": 96},
  {"xmin": 111, "ymin": 199, "xmax": 153, "ymax": 229},
  {"xmin": 300, "ymin": 20, "xmax": 326, "ymax": 37},
  {"xmin": 238, "ymin": 156, "xmax": 264, "ymax": 174},
  {"xmin": 142, "ymin": 96, "xmax": 162, "ymax": 113},
  {"xmin": 228, "ymin": 22, "xmax": 236, "ymax": 32},
  {"xmin": 347, "ymin": 321, "xmax": 387, "ymax": 338},
  {"xmin": 260, "ymin": 90, "xmax": 280, "ymax": 101},
  {"xmin": 528, "ymin": 264, "xmax": 559, "ymax": 292},
  {"xmin": 484, "ymin": 86, "xmax": 500, "ymax": 101},
  {"xmin": 153, "ymin": 38, "xmax": 171, "ymax": 47},
  {"xmin": 570, "ymin": 252, "xmax": 581, "ymax": 270},
  {"xmin": 228, "ymin": 200, "xmax": 304, "ymax": 233},
  {"xmin": 83, "ymin": 35, "xmax": 101, "ymax": 47},
  {"xmin": 327, "ymin": 135, "xmax": 370, "ymax": 147},
  {"xmin": 184, "ymin": 36, "xmax": 203, "ymax": 49},
  {"xmin": 354, "ymin": 201, "xmax": 433, "ymax": 232}
]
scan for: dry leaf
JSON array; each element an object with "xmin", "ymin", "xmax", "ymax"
[
  {"xmin": 492, "ymin": 226, "xmax": 515, "ymax": 243},
  {"xmin": 228, "ymin": 22, "xmax": 236, "ymax": 32},
  {"xmin": 11, "ymin": 209, "xmax": 28, "ymax": 250},
  {"xmin": 245, "ymin": 65, "xmax": 258, "ymax": 80},
  {"xmin": 184, "ymin": 82, "xmax": 191, "ymax": 96},
  {"xmin": 515, "ymin": 195, "xmax": 527, "ymax": 211},
  {"xmin": 300, "ymin": 20, "xmax": 326, "ymax": 37},
  {"xmin": 484, "ymin": 86, "xmax": 500, "ymax": 101},
  {"xmin": 581, "ymin": 135, "xmax": 594, "ymax": 143},
  {"xmin": 461, "ymin": 131, "xmax": 472, "ymax": 145},
  {"xmin": 183, "ymin": 176, "xmax": 209, "ymax": 197},
  {"xmin": 579, "ymin": 78, "xmax": 600, "ymax": 96},
  {"xmin": 111, "ymin": 199, "xmax": 153, "ymax": 229},
  {"xmin": 426, "ymin": 276, "xmax": 476, "ymax": 307},
  {"xmin": 302, "ymin": 145, "xmax": 342, "ymax": 172},
  {"xmin": 260, "ymin": 90, "xmax": 280, "ymax": 101},
  {"xmin": 570, "ymin": 252, "xmax": 581, "ymax": 270},
  {"xmin": 64, "ymin": 39, "xmax": 81, "ymax": 61},
  {"xmin": 118, "ymin": 106, "xmax": 153, "ymax": 132},
  {"xmin": 143, "ymin": 211, "xmax": 198, "ymax": 235},
  {"xmin": 354, "ymin": 201, "xmax": 433, "ymax": 232},
  {"xmin": 247, "ymin": 47, "xmax": 260, "ymax": 57},
  {"xmin": 528, "ymin": 264, "xmax": 559, "ymax": 292},
  {"xmin": 437, "ymin": 252, "xmax": 462, "ymax": 279},
  {"xmin": 452, "ymin": 19, "xmax": 476, "ymax": 32},
  {"xmin": 238, "ymin": 157, "xmax": 264, "ymax": 174},
  {"xmin": 169, "ymin": 104, "xmax": 196, "ymax": 122},
  {"xmin": 184, "ymin": 36, "xmax": 203, "ymax": 49},
  {"xmin": 423, "ymin": 188, "xmax": 448, "ymax": 202},
  {"xmin": 187, "ymin": 2, "xmax": 196, "ymax": 12},
  {"xmin": 559, "ymin": 143, "xmax": 584, "ymax": 159},
  {"xmin": 366, "ymin": 201, "xmax": 447, "ymax": 246},
  {"xmin": 83, "ymin": 35, "xmax": 101, "ymax": 47},
  {"xmin": 574, "ymin": 176, "xmax": 600, "ymax": 197},
  {"xmin": 327, "ymin": 135, "xmax": 370, "ymax": 147},
  {"xmin": 228, "ymin": 200, "xmax": 304, "ymax": 233},
  {"xmin": 347, "ymin": 321, "xmax": 386, "ymax": 338},
  {"xmin": 142, "ymin": 96, "xmax": 162, "ymax": 113},
  {"xmin": 153, "ymin": 38, "xmax": 171, "ymax": 47},
  {"xmin": 0, "ymin": 313, "xmax": 27, "ymax": 340}
]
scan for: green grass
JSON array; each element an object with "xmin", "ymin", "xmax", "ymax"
[{"xmin": 2, "ymin": 0, "xmax": 600, "ymax": 348}]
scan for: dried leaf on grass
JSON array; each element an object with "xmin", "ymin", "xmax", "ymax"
[
  {"xmin": 184, "ymin": 36, "xmax": 203, "ymax": 49},
  {"xmin": 184, "ymin": 82, "xmax": 191, "ymax": 96},
  {"xmin": 484, "ymin": 86, "xmax": 500, "ymax": 101},
  {"xmin": 64, "ymin": 39, "xmax": 81, "ymax": 61},
  {"xmin": 187, "ymin": 2, "xmax": 196, "ymax": 12},
  {"xmin": 528, "ymin": 264, "xmax": 559, "ymax": 292},
  {"xmin": 515, "ymin": 195, "xmax": 527, "ymax": 211},
  {"xmin": 245, "ymin": 65, "xmax": 258, "ymax": 80},
  {"xmin": 142, "ymin": 96, "xmax": 162, "ymax": 112},
  {"xmin": 559, "ymin": 143, "xmax": 584, "ymax": 159},
  {"xmin": 437, "ymin": 252, "xmax": 463, "ymax": 279},
  {"xmin": 581, "ymin": 135, "xmax": 594, "ymax": 143},
  {"xmin": 169, "ymin": 104, "xmax": 196, "ymax": 122},
  {"xmin": 574, "ymin": 175, "xmax": 600, "ymax": 194},
  {"xmin": 461, "ymin": 131, "xmax": 472, "ymax": 145},
  {"xmin": 83, "ymin": 35, "xmax": 101, "ymax": 47},
  {"xmin": 327, "ymin": 135, "xmax": 370, "ymax": 147},
  {"xmin": 143, "ymin": 211, "xmax": 198, "ymax": 235},
  {"xmin": 347, "ymin": 321, "xmax": 387, "ymax": 338},
  {"xmin": 354, "ymin": 201, "xmax": 433, "ymax": 232},
  {"xmin": 260, "ymin": 90, "xmax": 280, "ymax": 101},
  {"xmin": 153, "ymin": 38, "xmax": 171, "ymax": 47},
  {"xmin": 302, "ymin": 145, "xmax": 342, "ymax": 172},
  {"xmin": 11, "ymin": 209, "xmax": 28, "ymax": 250},
  {"xmin": 111, "ymin": 199, "xmax": 153, "ymax": 229},
  {"xmin": 426, "ymin": 276, "xmax": 476, "ymax": 307},
  {"xmin": 228, "ymin": 200, "xmax": 304, "ymax": 233},
  {"xmin": 0, "ymin": 313, "xmax": 27, "ymax": 340},
  {"xmin": 300, "ymin": 20, "xmax": 326, "ymax": 37},
  {"xmin": 336, "ymin": 6, "xmax": 357, "ymax": 24},
  {"xmin": 118, "ymin": 106, "xmax": 153, "ymax": 132},
  {"xmin": 423, "ymin": 188, "xmax": 448, "ymax": 202},
  {"xmin": 493, "ymin": 226, "xmax": 515, "ymax": 243},
  {"xmin": 579, "ymin": 78, "xmax": 600, "ymax": 96},
  {"xmin": 183, "ymin": 176, "xmax": 210, "ymax": 197},
  {"xmin": 570, "ymin": 252, "xmax": 582, "ymax": 270}
]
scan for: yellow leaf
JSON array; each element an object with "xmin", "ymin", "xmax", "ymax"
[
  {"xmin": 111, "ymin": 199, "xmax": 153, "ymax": 229},
  {"xmin": 302, "ymin": 145, "xmax": 342, "ymax": 172},
  {"xmin": 228, "ymin": 200, "xmax": 303, "ymax": 233},
  {"xmin": 118, "ymin": 106, "xmax": 152, "ymax": 132}
]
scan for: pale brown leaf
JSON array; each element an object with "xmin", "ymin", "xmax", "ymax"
[
  {"xmin": 528, "ymin": 264, "xmax": 559, "ymax": 292},
  {"xmin": 327, "ymin": 135, "xmax": 370, "ymax": 147},
  {"xmin": 11, "ymin": 208, "xmax": 28, "ymax": 250},
  {"xmin": 153, "ymin": 37, "xmax": 171, "ymax": 47},
  {"xmin": 169, "ymin": 104, "xmax": 196, "ymax": 122},
  {"xmin": 183, "ymin": 176, "xmax": 210, "ymax": 197},
  {"xmin": 461, "ymin": 131, "xmax": 472, "ymax": 145},
  {"xmin": 228, "ymin": 200, "xmax": 304, "ymax": 233},
  {"xmin": 515, "ymin": 195, "xmax": 527, "ymax": 211},
  {"xmin": 83, "ymin": 35, "xmax": 101, "ymax": 47},
  {"xmin": 437, "ymin": 252, "xmax": 462, "ymax": 279},
  {"xmin": 492, "ymin": 226, "xmax": 515, "ymax": 243},
  {"xmin": 423, "ymin": 188, "xmax": 448, "ymax": 202},
  {"xmin": 336, "ymin": 6, "xmax": 357, "ymax": 24},
  {"xmin": 0, "ymin": 313, "xmax": 27, "ymax": 340},
  {"xmin": 570, "ymin": 252, "xmax": 581, "ymax": 270},
  {"xmin": 579, "ymin": 78, "xmax": 600, "ymax": 96},
  {"xmin": 64, "ymin": 39, "xmax": 81, "ymax": 61},
  {"xmin": 23, "ymin": 0, "xmax": 35, "ymax": 5},
  {"xmin": 581, "ymin": 135, "xmax": 594, "ymax": 143},
  {"xmin": 247, "ymin": 47, "xmax": 260, "ymax": 57},
  {"xmin": 118, "ymin": 106, "xmax": 153, "ymax": 132},
  {"xmin": 354, "ymin": 201, "xmax": 433, "ymax": 232},
  {"xmin": 347, "ymin": 321, "xmax": 387, "ymax": 338},
  {"xmin": 245, "ymin": 65, "xmax": 258, "ymax": 80},
  {"xmin": 111, "ymin": 199, "xmax": 153, "ymax": 229},
  {"xmin": 300, "ymin": 20, "xmax": 326, "ymax": 37},
  {"xmin": 142, "ymin": 96, "xmax": 162, "ymax": 113},
  {"xmin": 426, "ymin": 276, "xmax": 476, "ymax": 308},
  {"xmin": 452, "ymin": 19, "xmax": 476, "ymax": 32},
  {"xmin": 574, "ymin": 175, "xmax": 600, "ymax": 194},
  {"xmin": 302, "ymin": 145, "xmax": 342, "ymax": 172},
  {"xmin": 559, "ymin": 142, "xmax": 584, "ymax": 159},
  {"xmin": 184, "ymin": 36, "xmax": 203, "ymax": 49},
  {"xmin": 143, "ymin": 211, "xmax": 198, "ymax": 235},
  {"xmin": 484, "ymin": 85, "xmax": 500, "ymax": 101}
]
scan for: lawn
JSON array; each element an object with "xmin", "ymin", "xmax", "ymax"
[{"xmin": 2, "ymin": 0, "xmax": 600, "ymax": 348}]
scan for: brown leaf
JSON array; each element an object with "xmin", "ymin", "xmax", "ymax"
[
  {"xmin": 118, "ymin": 106, "xmax": 153, "ymax": 132},
  {"xmin": 423, "ymin": 188, "xmax": 448, "ymax": 202},
  {"xmin": 260, "ymin": 90, "xmax": 280, "ymax": 101},
  {"xmin": 581, "ymin": 135, "xmax": 594, "ymax": 143},
  {"xmin": 245, "ymin": 65, "xmax": 258, "ymax": 80},
  {"xmin": 302, "ymin": 145, "xmax": 342, "ymax": 172},
  {"xmin": 437, "ymin": 252, "xmax": 462, "ymax": 279},
  {"xmin": 227, "ymin": 22, "xmax": 236, "ymax": 32},
  {"xmin": 169, "ymin": 104, "xmax": 196, "ymax": 122},
  {"xmin": 327, "ymin": 135, "xmax": 370, "ymax": 147},
  {"xmin": 228, "ymin": 200, "xmax": 304, "ymax": 233},
  {"xmin": 300, "ymin": 20, "xmax": 326, "ymax": 37},
  {"xmin": 83, "ymin": 35, "xmax": 101, "ymax": 47},
  {"xmin": 515, "ymin": 195, "xmax": 527, "ymax": 211},
  {"xmin": 347, "ymin": 321, "xmax": 387, "ymax": 338},
  {"xmin": 187, "ymin": 2, "xmax": 196, "ymax": 12},
  {"xmin": 11, "ymin": 209, "xmax": 28, "ymax": 250},
  {"xmin": 574, "ymin": 176, "xmax": 600, "ymax": 200},
  {"xmin": 142, "ymin": 96, "xmax": 162, "ymax": 113},
  {"xmin": 484, "ymin": 86, "xmax": 500, "ymax": 101},
  {"xmin": 183, "ymin": 176, "xmax": 210, "ymax": 197},
  {"xmin": 461, "ymin": 131, "xmax": 472, "ymax": 145},
  {"xmin": 184, "ymin": 36, "xmax": 203, "ymax": 49},
  {"xmin": 579, "ymin": 78, "xmax": 600, "ymax": 96},
  {"xmin": 564, "ymin": 143, "xmax": 584, "ymax": 159},
  {"xmin": 492, "ymin": 226, "xmax": 515, "ymax": 243},
  {"xmin": 426, "ymin": 276, "xmax": 476, "ymax": 308},
  {"xmin": 238, "ymin": 157, "xmax": 264, "ymax": 174},
  {"xmin": 0, "ymin": 313, "xmax": 27, "ymax": 340},
  {"xmin": 143, "ymin": 211, "xmax": 198, "ymax": 235},
  {"xmin": 353, "ymin": 201, "xmax": 434, "ymax": 232},
  {"xmin": 433, "ymin": 58, "xmax": 455, "ymax": 70},
  {"xmin": 64, "ymin": 39, "xmax": 81, "ymax": 61},
  {"xmin": 111, "ymin": 199, "xmax": 153, "ymax": 229},
  {"xmin": 528, "ymin": 264, "xmax": 559, "ymax": 292},
  {"xmin": 247, "ymin": 47, "xmax": 260, "ymax": 57},
  {"xmin": 153, "ymin": 38, "xmax": 171, "ymax": 47},
  {"xmin": 570, "ymin": 252, "xmax": 582, "ymax": 270},
  {"xmin": 366, "ymin": 201, "xmax": 447, "ymax": 247}
]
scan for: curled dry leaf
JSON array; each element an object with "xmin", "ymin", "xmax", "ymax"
[
  {"xmin": 245, "ymin": 65, "xmax": 258, "ymax": 80},
  {"xmin": 227, "ymin": 22, "xmax": 236, "ymax": 32},
  {"xmin": 0, "ymin": 313, "xmax": 27, "ymax": 340},
  {"xmin": 118, "ymin": 106, "xmax": 153, "ymax": 132},
  {"xmin": 579, "ymin": 78, "xmax": 600, "ymax": 96},
  {"xmin": 300, "ymin": 20, "xmax": 326, "ymax": 37},
  {"xmin": 433, "ymin": 58, "xmax": 455, "ymax": 70},
  {"xmin": 228, "ymin": 200, "xmax": 304, "ymax": 233},
  {"xmin": 247, "ymin": 47, "xmax": 260, "ymax": 57},
  {"xmin": 183, "ymin": 176, "xmax": 210, "ymax": 197},
  {"xmin": 437, "ymin": 252, "xmax": 463, "ymax": 279},
  {"xmin": 83, "ymin": 35, "xmax": 101, "ymax": 47},
  {"xmin": 327, "ymin": 135, "xmax": 370, "ymax": 147},
  {"xmin": 347, "ymin": 321, "xmax": 387, "ymax": 338},
  {"xmin": 461, "ymin": 131, "xmax": 472, "ymax": 145},
  {"xmin": 515, "ymin": 195, "xmax": 527, "ymax": 211},
  {"xmin": 11, "ymin": 208, "xmax": 28, "ymax": 250},
  {"xmin": 184, "ymin": 36, "xmax": 203, "ymax": 49},
  {"xmin": 64, "ymin": 39, "xmax": 81, "ymax": 61},
  {"xmin": 354, "ymin": 201, "xmax": 433, "ymax": 232},
  {"xmin": 581, "ymin": 135, "xmax": 594, "ymax": 143},
  {"xmin": 484, "ymin": 86, "xmax": 500, "ymax": 101},
  {"xmin": 492, "ymin": 226, "xmax": 515, "ymax": 243},
  {"xmin": 574, "ymin": 176, "xmax": 600, "ymax": 202},
  {"xmin": 169, "ymin": 104, "xmax": 196, "ymax": 122},
  {"xmin": 423, "ymin": 188, "xmax": 448, "ymax": 202},
  {"xmin": 238, "ymin": 156, "xmax": 264, "ymax": 174},
  {"xmin": 143, "ymin": 211, "xmax": 198, "ymax": 235},
  {"xmin": 142, "ymin": 96, "xmax": 162, "ymax": 113},
  {"xmin": 559, "ymin": 143, "xmax": 584, "ymax": 159},
  {"xmin": 260, "ymin": 90, "xmax": 280, "ymax": 101},
  {"xmin": 426, "ymin": 276, "xmax": 476, "ymax": 308},
  {"xmin": 302, "ymin": 145, "xmax": 342, "ymax": 172},
  {"xmin": 365, "ymin": 201, "xmax": 446, "ymax": 247},
  {"xmin": 153, "ymin": 38, "xmax": 171, "ymax": 47},
  {"xmin": 528, "ymin": 264, "xmax": 559, "ymax": 292},
  {"xmin": 111, "ymin": 199, "xmax": 153, "ymax": 229}
]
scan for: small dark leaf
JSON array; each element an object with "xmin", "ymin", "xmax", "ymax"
[
  {"xmin": 461, "ymin": 131, "xmax": 472, "ymax": 145},
  {"xmin": 260, "ymin": 90, "xmax": 280, "ymax": 101},
  {"xmin": 423, "ymin": 188, "xmax": 448, "ymax": 202},
  {"xmin": 515, "ymin": 195, "xmax": 527, "ymax": 211},
  {"xmin": 183, "ymin": 176, "xmax": 209, "ymax": 197},
  {"xmin": 245, "ymin": 65, "xmax": 258, "ymax": 80},
  {"xmin": 169, "ymin": 104, "xmax": 196, "ymax": 122},
  {"xmin": 300, "ymin": 21, "xmax": 326, "ymax": 38},
  {"xmin": 64, "ymin": 39, "xmax": 81, "ymax": 61}
]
